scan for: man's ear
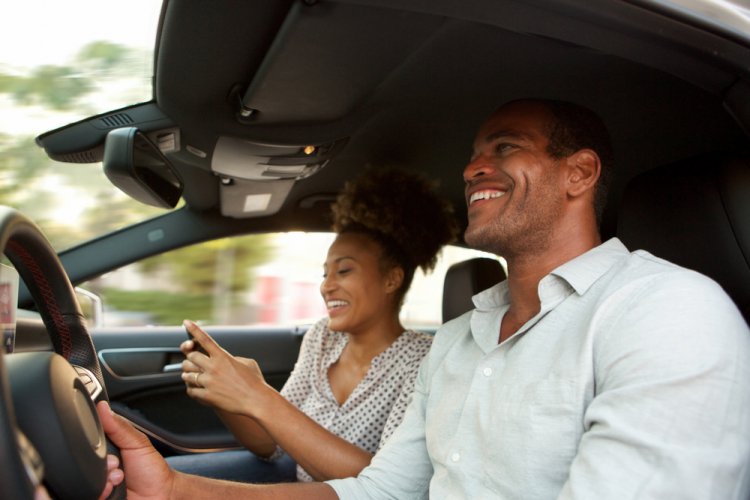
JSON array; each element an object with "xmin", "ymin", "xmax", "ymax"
[
  {"xmin": 565, "ymin": 149, "xmax": 601, "ymax": 198},
  {"xmin": 384, "ymin": 266, "xmax": 405, "ymax": 293}
]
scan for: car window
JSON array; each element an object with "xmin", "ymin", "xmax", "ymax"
[{"xmin": 80, "ymin": 232, "xmax": 505, "ymax": 330}]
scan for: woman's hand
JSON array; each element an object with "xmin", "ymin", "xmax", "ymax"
[{"xmin": 180, "ymin": 320, "xmax": 275, "ymax": 418}]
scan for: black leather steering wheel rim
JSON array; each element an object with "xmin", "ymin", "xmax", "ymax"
[
  {"xmin": 0, "ymin": 209, "xmax": 102, "ymax": 377},
  {"xmin": 0, "ymin": 206, "xmax": 124, "ymax": 499}
]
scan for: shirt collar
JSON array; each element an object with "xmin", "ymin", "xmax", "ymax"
[
  {"xmin": 471, "ymin": 237, "xmax": 630, "ymax": 310},
  {"xmin": 468, "ymin": 238, "xmax": 630, "ymax": 351},
  {"xmin": 549, "ymin": 237, "xmax": 630, "ymax": 295}
]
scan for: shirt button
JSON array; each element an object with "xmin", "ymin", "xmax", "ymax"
[
  {"xmin": 482, "ymin": 367, "xmax": 492, "ymax": 377},
  {"xmin": 451, "ymin": 452, "xmax": 461, "ymax": 462}
]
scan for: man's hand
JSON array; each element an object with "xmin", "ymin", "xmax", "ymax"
[{"xmin": 96, "ymin": 401, "xmax": 175, "ymax": 500}]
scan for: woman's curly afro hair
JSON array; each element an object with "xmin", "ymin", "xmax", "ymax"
[{"xmin": 331, "ymin": 168, "xmax": 459, "ymax": 304}]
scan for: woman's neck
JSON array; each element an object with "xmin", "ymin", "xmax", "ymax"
[{"xmin": 344, "ymin": 314, "xmax": 404, "ymax": 365}]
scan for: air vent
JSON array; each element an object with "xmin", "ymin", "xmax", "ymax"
[{"xmin": 99, "ymin": 113, "xmax": 135, "ymax": 128}]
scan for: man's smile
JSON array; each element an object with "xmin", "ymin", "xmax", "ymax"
[{"xmin": 468, "ymin": 189, "xmax": 507, "ymax": 205}]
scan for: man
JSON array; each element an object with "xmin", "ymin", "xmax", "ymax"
[{"xmin": 97, "ymin": 99, "xmax": 750, "ymax": 499}]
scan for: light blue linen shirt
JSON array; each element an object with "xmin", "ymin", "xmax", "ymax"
[{"xmin": 328, "ymin": 238, "xmax": 750, "ymax": 499}]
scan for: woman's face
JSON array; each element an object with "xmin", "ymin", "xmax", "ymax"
[{"xmin": 320, "ymin": 232, "xmax": 400, "ymax": 334}]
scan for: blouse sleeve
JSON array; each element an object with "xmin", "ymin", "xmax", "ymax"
[
  {"xmin": 280, "ymin": 317, "xmax": 328, "ymax": 409},
  {"xmin": 263, "ymin": 318, "xmax": 329, "ymax": 462},
  {"xmin": 377, "ymin": 332, "xmax": 432, "ymax": 449}
]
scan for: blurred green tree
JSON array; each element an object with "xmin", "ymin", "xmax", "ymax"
[
  {"xmin": 0, "ymin": 40, "xmax": 158, "ymax": 248},
  {"xmin": 92, "ymin": 235, "xmax": 273, "ymax": 325}
]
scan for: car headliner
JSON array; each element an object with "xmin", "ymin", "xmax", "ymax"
[{"xmin": 29, "ymin": 0, "xmax": 750, "ymax": 299}]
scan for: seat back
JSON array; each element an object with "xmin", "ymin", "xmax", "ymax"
[
  {"xmin": 442, "ymin": 257, "xmax": 506, "ymax": 323},
  {"xmin": 616, "ymin": 153, "xmax": 750, "ymax": 323}
]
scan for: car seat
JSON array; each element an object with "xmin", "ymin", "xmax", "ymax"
[
  {"xmin": 616, "ymin": 152, "xmax": 750, "ymax": 323},
  {"xmin": 442, "ymin": 257, "xmax": 506, "ymax": 323}
]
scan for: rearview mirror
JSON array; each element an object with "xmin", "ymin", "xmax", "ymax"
[{"xmin": 103, "ymin": 127, "xmax": 184, "ymax": 208}]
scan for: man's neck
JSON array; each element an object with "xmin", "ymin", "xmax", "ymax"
[{"xmin": 499, "ymin": 231, "xmax": 601, "ymax": 343}]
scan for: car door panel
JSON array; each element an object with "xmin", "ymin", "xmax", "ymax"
[{"xmin": 90, "ymin": 325, "xmax": 306, "ymax": 455}]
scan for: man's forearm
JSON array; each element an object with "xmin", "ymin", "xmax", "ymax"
[{"xmin": 172, "ymin": 470, "xmax": 339, "ymax": 499}]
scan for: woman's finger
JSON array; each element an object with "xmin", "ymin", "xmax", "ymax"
[
  {"xmin": 181, "ymin": 370, "xmax": 205, "ymax": 387},
  {"xmin": 183, "ymin": 320, "xmax": 223, "ymax": 356},
  {"xmin": 181, "ymin": 357, "xmax": 201, "ymax": 373},
  {"xmin": 179, "ymin": 339, "xmax": 196, "ymax": 354}
]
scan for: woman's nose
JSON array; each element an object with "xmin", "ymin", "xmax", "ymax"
[{"xmin": 320, "ymin": 274, "xmax": 336, "ymax": 294}]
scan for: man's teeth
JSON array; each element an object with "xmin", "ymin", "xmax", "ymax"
[
  {"xmin": 327, "ymin": 300, "xmax": 348, "ymax": 309},
  {"xmin": 470, "ymin": 190, "xmax": 506, "ymax": 204}
]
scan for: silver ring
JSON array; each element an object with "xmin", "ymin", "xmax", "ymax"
[{"xmin": 194, "ymin": 372, "xmax": 201, "ymax": 387}]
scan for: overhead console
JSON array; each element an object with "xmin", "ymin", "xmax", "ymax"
[
  {"xmin": 211, "ymin": 136, "xmax": 347, "ymax": 217},
  {"xmin": 160, "ymin": 0, "xmax": 440, "ymax": 218}
]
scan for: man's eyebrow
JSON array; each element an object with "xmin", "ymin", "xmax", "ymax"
[
  {"xmin": 483, "ymin": 129, "xmax": 533, "ymax": 143},
  {"xmin": 470, "ymin": 130, "xmax": 533, "ymax": 157}
]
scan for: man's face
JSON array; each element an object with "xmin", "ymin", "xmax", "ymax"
[{"xmin": 463, "ymin": 101, "xmax": 566, "ymax": 258}]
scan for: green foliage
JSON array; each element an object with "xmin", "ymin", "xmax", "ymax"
[
  {"xmin": 12, "ymin": 65, "xmax": 93, "ymax": 111},
  {"xmin": 0, "ymin": 40, "xmax": 139, "ymax": 111},
  {"xmin": 137, "ymin": 234, "xmax": 272, "ymax": 295},
  {"xmin": 82, "ymin": 234, "xmax": 273, "ymax": 325},
  {"xmin": 75, "ymin": 41, "xmax": 130, "ymax": 70},
  {"xmin": 0, "ymin": 73, "xmax": 21, "ymax": 93},
  {"xmin": 100, "ymin": 288, "xmax": 211, "ymax": 326},
  {"xmin": 0, "ymin": 39, "xmax": 159, "ymax": 250},
  {"xmin": 0, "ymin": 134, "xmax": 50, "ymax": 206},
  {"xmin": 81, "ymin": 190, "xmax": 166, "ymax": 238}
]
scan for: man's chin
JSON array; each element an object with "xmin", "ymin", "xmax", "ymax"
[{"xmin": 465, "ymin": 226, "xmax": 501, "ymax": 255}]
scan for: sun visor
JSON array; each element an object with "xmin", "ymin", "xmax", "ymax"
[{"xmin": 218, "ymin": 177, "xmax": 294, "ymax": 218}]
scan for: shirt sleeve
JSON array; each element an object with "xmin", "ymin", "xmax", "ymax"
[
  {"xmin": 559, "ymin": 271, "xmax": 750, "ymax": 500},
  {"xmin": 327, "ymin": 338, "xmax": 434, "ymax": 500}
]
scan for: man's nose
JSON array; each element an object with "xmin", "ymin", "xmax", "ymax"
[{"xmin": 464, "ymin": 154, "xmax": 492, "ymax": 182}]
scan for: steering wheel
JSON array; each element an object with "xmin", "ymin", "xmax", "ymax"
[{"xmin": 0, "ymin": 207, "xmax": 124, "ymax": 500}]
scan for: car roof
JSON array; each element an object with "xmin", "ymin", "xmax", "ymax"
[{"xmin": 31, "ymin": 0, "xmax": 750, "ymax": 290}]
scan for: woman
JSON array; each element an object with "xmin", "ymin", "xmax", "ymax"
[{"xmin": 171, "ymin": 168, "xmax": 458, "ymax": 482}]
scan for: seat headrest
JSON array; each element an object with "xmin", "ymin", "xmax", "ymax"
[
  {"xmin": 442, "ymin": 257, "xmax": 506, "ymax": 323},
  {"xmin": 617, "ymin": 152, "xmax": 750, "ymax": 322}
]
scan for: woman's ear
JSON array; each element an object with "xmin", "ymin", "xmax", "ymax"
[
  {"xmin": 384, "ymin": 266, "xmax": 405, "ymax": 293},
  {"xmin": 565, "ymin": 149, "xmax": 601, "ymax": 198}
]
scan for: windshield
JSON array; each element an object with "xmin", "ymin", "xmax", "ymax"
[{"xmin": 0, "ymin": 0, "xmax": 164, "ymax": 250}]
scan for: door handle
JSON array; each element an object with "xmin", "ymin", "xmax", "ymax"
[{"xmin": 162, "ymin": 362, "xmax": 183, "ymax": 373}]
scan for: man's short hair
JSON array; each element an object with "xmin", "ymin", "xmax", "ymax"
[{"xmin": 535, "ymin": 99, "xmax": 614, "ymax": 225}]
